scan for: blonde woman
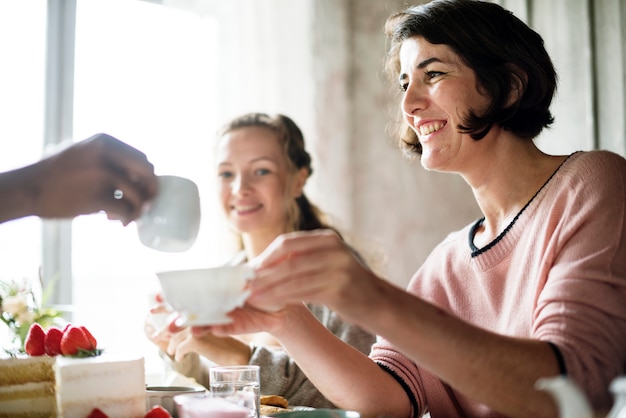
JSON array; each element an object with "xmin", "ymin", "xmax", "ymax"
[{"xmin": 146, "ymin": 113, "xmax": 375, "ymax": 408}]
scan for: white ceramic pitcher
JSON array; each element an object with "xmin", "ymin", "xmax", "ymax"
[{"xmin": 535, "ymin": 375, "xmax": 626, "ymax": 418}]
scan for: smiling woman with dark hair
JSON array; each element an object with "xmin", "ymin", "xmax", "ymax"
[
  {"xmin": 385, "ymin": 0, "xmax": 557, "ymax": 154},
  {"xmin": 198, "ymin": 1, "xmax": 626, "ymax": 417}
]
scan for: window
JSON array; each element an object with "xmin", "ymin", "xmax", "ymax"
[
  {"xmin": 0, "ymin": 1, "xmax": 46, "ymax": 279},
  {"xmin": 0, "ymin": 0, "xmax": 238, "ymax": 380}
]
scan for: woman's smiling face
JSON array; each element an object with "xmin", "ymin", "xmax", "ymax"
[
  {"xmin": 399, "ymin": 36, "xmax": 492, "ymax": 172},
  {"xmin": 215, "ymin": 126, "xmax": 292, "ymax": 238}
]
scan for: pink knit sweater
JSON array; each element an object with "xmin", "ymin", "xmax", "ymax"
[{"xmin": 370, "ymin": 151, "xmax": 626, "ymax": 417}]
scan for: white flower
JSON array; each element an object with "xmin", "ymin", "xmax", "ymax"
[
  {"xmin": 16, "ymin": 309, "xmax": 37, "ymax": 325},
  {"xmin": 1, "ymin": 295, "xmax": 28, "ymax": 316}
]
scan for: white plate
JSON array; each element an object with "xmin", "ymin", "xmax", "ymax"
[{"xmin": 266, "ymin": 409, "xmax": 359, "ymax": 418}]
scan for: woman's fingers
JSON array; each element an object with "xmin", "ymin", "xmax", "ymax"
[
  {"xmin": 249, "ymin": 230, "xmax": 357, "ymax": 310},
  {"xmin": 205, "ymin": 304, "xmax": 290, "ymax": 337},
  {"xmin": 168, "ymin": 328, "xmax": 194, "ymax": 361},
  {"xmin": 251, "ymin": 229, "xmax": 339, "ymax": 269}
]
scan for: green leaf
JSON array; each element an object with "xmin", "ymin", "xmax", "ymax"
[{"xmin": 68, "ymin": 348, "xmax": 104, "ymax": 358}]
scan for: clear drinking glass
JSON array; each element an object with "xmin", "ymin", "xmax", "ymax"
[{"xmin": 209, "ymin": 365, "xmax": 260, "ymax": 418}]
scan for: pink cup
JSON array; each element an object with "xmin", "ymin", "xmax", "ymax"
[{"xmin": 174, "ymin": 393, "xmax": 251, "ymax": 418}]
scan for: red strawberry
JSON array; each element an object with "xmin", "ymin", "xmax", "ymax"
[
  {"xmin": 60, "ymin": 325, "xmax": 92, "ymax": 356},
  {"xmin": 144, "ymin": 405, "xmax": 172, "ymax": 418},
  {"xmin": 24, "ymin": 323, "xmax": 46, "ymax": 356},
  {"xmin": 80, "ymin": 325, "xmax": 97, "ymax": 350},
  {"xmin": 87, "ymin": 408, "xmax": 109, "ymax": 418},
  {"xmin": 44, "ymin": 326, "xmax": 63, "ymax": 356}
]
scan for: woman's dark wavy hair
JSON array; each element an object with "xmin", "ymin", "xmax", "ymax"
[
  {"xmin": 217, "ymin": 112, "xmax": 339, "ymax": 236},
  {"xmin": 384, "ymin": 0, "xmax": 557, "ymax": 155}
]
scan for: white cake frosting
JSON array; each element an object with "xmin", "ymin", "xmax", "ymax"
[{"xmin": 0, "ymin": 353, "xmax": 146, "ymax": 418}]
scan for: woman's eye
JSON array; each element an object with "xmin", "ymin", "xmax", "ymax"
[
  {"xmin": 399, "ymin": 82, "xmax": 409, "ymax": 92},
  {"xmin": 426, "ymin": 70, "xmax": 445, "ymax": 80},
  {"xmin": 218, "ymin": 171, "xmax": 233, "ymax": 179},
  {"xmin": 255, "ymin": 168, "xmax": 271, "ymax": 176}
]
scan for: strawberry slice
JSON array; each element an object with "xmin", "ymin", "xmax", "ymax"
[
  {"xmin": 80, "ymin": 325, "xmax": 97, "ymax": 350},
  {"xmin": 44, "ymin": 326, "xmax": 64, "ymax": 356},
  {"xmin": 87, "ymin": 407, "xmax": 109, "ymax": 418},
  {"xmin": 144, "ymin": 405, "xmax": 172, "ymax": 418},
  {"xmin": 25, "ymin": 323, "xmax": 46, "ymax": 356},
  {"xmin": 60, "ymin": 325, "xmax": 93, "ymax": 356}
]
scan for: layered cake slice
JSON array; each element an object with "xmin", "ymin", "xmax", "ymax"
[
  {"xmin": 0, "ymin": 323, "xmax": 146, "ymax": 418},
  {"xmin": 56, "ymin": 354, "xmax": 146, "ymax": 418},
  {"xmin": 0, "ymin": 355, "xmax": 57, "ymax": 417}
]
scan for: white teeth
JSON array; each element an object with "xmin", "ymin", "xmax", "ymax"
[
  {"xmin": 234, "ymin": 204, "xmax": 259, "ymax": 212},
  {"xmin": 417, "ymin": 122, "xmax": 444, "ymax": 136}
]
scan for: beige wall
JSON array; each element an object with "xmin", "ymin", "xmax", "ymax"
[
  {"xmin": 166, "ymin": 0, "xmax": 625, "ymax": 287},
  {"xmin": 341, "ymin": 0, "xmax": 481, "ymax": 283}
]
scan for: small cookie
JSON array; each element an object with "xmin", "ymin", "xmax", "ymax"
[
  {"xmin": 260, "ymin": 405, "xmax": 289, "ymax": 415},
  {"xmin": 260, "ymin": 394, "xmax": 289, "ymax": 408}
]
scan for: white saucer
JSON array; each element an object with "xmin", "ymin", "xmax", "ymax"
[{"xmin": 179, "ymin": 314, "xmax": 234, "ymax": 327}]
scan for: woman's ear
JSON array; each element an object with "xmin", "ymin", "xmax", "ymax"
[
  {"xmin": 292, "ymin": 167, "xmax": 309, "ymax": 198},
  {"xmin": 506, "ymin": 64, "xmax": 526, "ymax": 107}
]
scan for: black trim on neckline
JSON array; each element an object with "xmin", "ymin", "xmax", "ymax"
[{"xmin": 469, "ymin": 153, "xmax": 576, "ymax": 257}]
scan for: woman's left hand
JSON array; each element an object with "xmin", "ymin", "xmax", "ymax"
[{"xmin": 190, "ymin": 303, "xmax": 291, "ymax": 339}]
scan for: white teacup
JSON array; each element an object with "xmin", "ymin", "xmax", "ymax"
[
  {"xmin": 137, "ymin": 175, "xmax": 201, "ymax": 252},
  {"xmin": 157, "ymin": 264, "xmax": 253, "ymax": 326}
]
